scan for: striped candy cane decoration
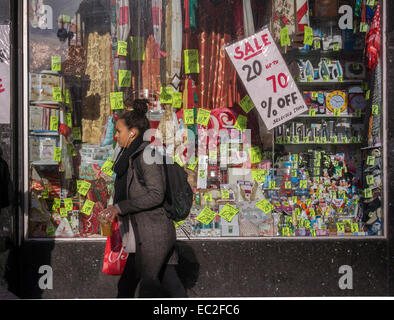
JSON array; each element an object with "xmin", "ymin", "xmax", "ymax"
[{"xmin": 296, "ymin": 0, "xmax": 309, "ymax": 32}]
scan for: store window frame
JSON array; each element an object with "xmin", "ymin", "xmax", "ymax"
[{"xmin": 21, "ymin": 0, "xmax": 388, "ymax": 241}]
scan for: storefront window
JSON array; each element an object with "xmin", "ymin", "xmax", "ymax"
[{"xmin": 26, "ymin": 0, "xmax": 384, "ymax": 238}]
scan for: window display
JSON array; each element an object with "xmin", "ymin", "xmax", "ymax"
[{"xmin": 26, "ymin": 0, "xmax": 384, "ymax": 239}]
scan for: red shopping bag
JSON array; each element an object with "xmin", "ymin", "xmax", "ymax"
[{"xmin": 102, "ymin": 217, "xmax": 128, "ymax": 275}]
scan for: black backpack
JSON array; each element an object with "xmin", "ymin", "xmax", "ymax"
[{"xmin": 133, "ymin": 151, "xmax": 193, "ymax": 222}]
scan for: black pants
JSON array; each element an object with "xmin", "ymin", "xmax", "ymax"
[{"xmin": 117, "ymin": 253, "xmax": 187, "ymax": 298}]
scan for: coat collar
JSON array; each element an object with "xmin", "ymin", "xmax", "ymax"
[{"xmin": 126, "ymin": 141, "xmax": 150, "ymax": 194}]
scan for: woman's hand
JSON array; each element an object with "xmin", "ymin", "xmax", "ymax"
[{"xmin": 98, "ymin": 205, "xmax": 120, "ymax": 223}]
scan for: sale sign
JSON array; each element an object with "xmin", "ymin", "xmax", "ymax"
[{"xmin": 225, "ymin": 28, "xmax": 307, "ymax": 130}]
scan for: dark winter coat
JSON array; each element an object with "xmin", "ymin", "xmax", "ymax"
[{"xmin": 116, "ymin": 141, "xmax": 177, "ymax": 280}]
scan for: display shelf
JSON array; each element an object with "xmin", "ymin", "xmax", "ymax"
[
  {"xmin": 29, "ymin": 130, "xmax": 59, "ymax": 136},
  {"xmin": 30, "ymin": 161, "xmax": 59, "ymax": 166},
  {"xmin": 295, "ymin": 113, "xmax": 364, "ymax": 119}
]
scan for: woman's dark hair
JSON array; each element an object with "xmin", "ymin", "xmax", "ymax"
[{"xmin": 119, "ymin": 99, "xmax": 150, "ymax": 135}]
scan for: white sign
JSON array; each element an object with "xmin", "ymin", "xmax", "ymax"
[
  {"xmin": 225, "ymin": 28, "xmax": 307, "ymax": 130},
  {"xmin": 0, "ymin": 25, "xmax": 10, "ymax": 124}
]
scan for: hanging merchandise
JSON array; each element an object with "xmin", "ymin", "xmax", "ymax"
[{"xmin": 366, "ymin": 3, "xmax": 381, "ymax": 72}]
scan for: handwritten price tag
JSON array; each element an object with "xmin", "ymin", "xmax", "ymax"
[
  {"xmin": 183, "ymin": 109, "xmax": 195, "ymax": 125},
  {"xmin": 130, "ymin": 36, "xmax": 145, "ymax": 61},
  {"xmin": 299, "ymin": 180, "xmax": 308, "ymax": 189},
  {"xmin": 64, "ymin": 198, "xmax": 73, "ymax": 212},
  {"xmin": 119, "ymin": 70, "xmax": 131, "ymax": 87},
  {"xmin": 53, "ymin": 147, "xmax": 62, "ymax": 162},
  {"xmin": 303, "ymin": 26, "xmax": 313, "ymax": 46},
  {"xmin": 81, "ymin": 199, "xmax": 95, "ymax": 215},
  {"xmin": 160, "ymin": 86, "xmax": 173, "ymax": 104},
  {"xmin": 101, "ymin": 158, "xmax": 114, "ymax": 176},
  {"xmin": 187, "ymin": 157, "xmax": 198, "ymax": 171},
  {"xmin": 51, "ymin": 56, "xmax": 61, "ymax": 71},
  {"xmin": 184, "ymin": 49, "xmax": 200, "ymax": 74},
  {"xmin": 52, "ymin": 198, "xmax": 61, "ymax": 211},
  {"xmin": 77, "ymin": 180, "xmax": 91, "ymax": 196},
  {"xmin": 110, "ymin": 92, "xmax": 124, "ymax": 110},
  {"xmin": 219, "ymin": 203, "xmax": 239, "ymax": 222},
  {"xmin": 255, "ymin": 198, "xmax": 275, "ymax": 213},
  {"xmin": 234, "ymin": 114, "xmax": 247, "ymax": 131},
  {"xmin": 239, "ymin": 95, "xmax": 255, "ymax": 113},
  {"xmin": 50, "ymin": 116, "xmax": 58, "ymax": 131},
  {"xmin": 117, "ymin": 41, "xmax": 128, "ymax": 56},
  {"xmin": 65, "ymin": 113, "xmax": 72, "ymax": 128},
  {"xmin": 366, "ymin": 156, "xmax": 375, "ymax": 166},
  {"xmin": 52, "ymin": 87, "xmax": 62, "ymax": 102},
  {"xmin": 251, "ymin": 169, "xmax": 265, "ymax": 182},
  {"xmin": 309, "ymin": 108, "xmax": 316, "ymax": 117},
  {"xmin": 196, "ymin": 206, "xmax": 217, "ymax": 225},
  {"xmin": 280, "ymin": 26, "xmax": 290, "ymax": 47},
  {"xmin": 366, "ymin": 175, "xmax": 374, "ymax": 185},
  {"xmin": 196, "ymin": 109, "xmax": 211, "ymax": 127},
  {"xmin": 172, "ymin": 92, "xmax": 182, "ymax": 109},
  {"xmin": 248, "ymin": 147, "xmax": 262, "ymax": 164}
]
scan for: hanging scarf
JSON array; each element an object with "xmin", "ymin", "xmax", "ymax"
[
  {"xmin": 366, "ymin": 3, "xmax": 381, "ymax": 72},
  {"xmin": 113, "ymin": 135, "xmax": 143, "ymax": 204}
]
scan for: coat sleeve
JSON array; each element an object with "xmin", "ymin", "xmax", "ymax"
[{"xmin": 116, "ymin": 157, "xmax": 166, "ymax": 215}]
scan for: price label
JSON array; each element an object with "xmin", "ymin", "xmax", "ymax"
[
  {"xmin": 291, "ymin": 169, "xmax": 297, "ymax": 178},
  {"xmin": 255, "ymin": 199, "xmax": 275, "ymax": 214},
  {"xmin": 183, "ymin": 109, "xmax": 195, "ymax": 125},
  {"xmin": 62, "ymin": 14, "xmax": 70, "ymax": 23},
  {"xmin": 53, "ymin": 147, "xmax": 62, "ymax": 162},
  {"xmin": 65, "ymin": 113, "xmax": 72, "ymax": 128},
  {"xmin": 336, "ymin": 168, "xmax": 342, "ymax": 176},
  {"xmin": 218, "ymin": 203, "xmax": 239, "ymax": 222},
  {"xmin": 367, "ymin": 0, "xmax": 375, "ymax": 6},
  {"xmin": 366, "ymin": 156, "xmax": 375, "ymax": 166},
  {"xmin": 50, "ymin": 116, "xmax": 58, "ymax": 131},
  {"xmin": 333, "ymin": 109, "xmax": 341, "ymax": 117},
  {"xmin": 321, "ymin": 136, "xmax": 327, "ymax": 143},
  {"xmin": 309, "ymin": 208, "xmax": 315, "ymax": 217},
  {"xmin": 72, "ymin": 127, "xmax": 82, "ymax": 140},
  {"xmin": 284, "ymin": 136, "xmax": 291, "ymax": 144},
  {"xmin": 198, "ymin": 170, "xmax": 206, "ymax": 179},
  {"xmin": 130, "ymin": 36, "xmax": 145, "ymax": 61},
  {"xmin": 51, "ymin": 56, "xmax": 61, "ymax": 71},
  {"xmin": 221, "ymin": 190, "xmax": 230, "ymax": 199},
  {"xmin": 333, "ymin": 43, "xmax": 339, "ymax": 51},
  {"xmin": 306, "ymin": 75, "xmax": 313, "ymax": 82},
  {"xmin": 292, "ymin": 136, "xmax": 300, "ymax": 144},
  {"xmin": 303, "ymin": 26, "xmax": 313, "ymax": 46},
  {"xmin": 285, "ymin": 181, "xmax": 292, "ymax": 189},
  {"xmin": 280, "ymin": 26, "xmax": 290, "ymax": 47},
  {"xmin": 351, "ymin": 136, "xmax": 358, "ymax": 144},
  {"xmin": 60, "ymin": 207, "xmax": 68, "ymax": 218},
  {"xmin": 299, "ymin": 180, "xmax": 308, "ymax": 189},
  {"xmin": 65, "ymin": 89, "xmax": 71, "ymax": 104},
  {"xmin": 330, "ymin": 136, "xmax": 338, "ymax": 144},
  {"xmin": 363, "ymin": 188, "xmax": 373, "ymax": 199},
  {"xmin": 313, "ymin": 168, "xmax": 320, "ymax": 176},
  {"xmin": 77, "ymin": 180, "xmax": 91, "ymax": 196},
  {"xmin": 303, "ymin": 136, "xmax": 309, "ymax": 144},
  {"xmin": 196, "ymin": 109, "xmax": 211, "ymax": 127},
  {"xmin": 282, "ymin": 226, "xmax": 291, "ymax": 236},
  {"xmin": 251, "ymin": 169, "xmax": 265, "ymax": 182},
  {"xmin": 338, "ymin": 190, "xmax": 346, "ymax": 199},
  {"xmin": 341, "ymin": 136, "xmax": 349, "ymax": 144},
  {"xmin": 234, "ymin": 114, "xmax": 247, "ymax": 131},
  {"xmin": 64, "ymin": 198, "xmax": 73, "ymax": 212},
  {"xmin": 248, "ymin": 147, "xmax": 262, "ymax": 164},
  {"xmin": 239, "ymin": 95, "xmax": 255, "ymax": 113},
  {"xmin": 360, "ymin": 22, "xmax": 368, "ymax": 33},
  {"xmin": 173, "ymin": 220, "xmax": 185, "ymax": 228},
  {"xmin": 276, "ymin": 136, "xmax": 283, "ymax": 144},
  {"xmin": 336, "ymin": 223, "xmax": 345, "ymax": 232},
  {"xmin": 366, "ymin": 175, "xmax": 374, "ymax": 185},
  {"xmin": 372, "ymin": 104, "xmax": 379, "ymax": 115},
  {"xmin": 313, "ymin": 136, "xmax": 320, "ymax": 144},
  {"xmin": 172, "ymin": 92, "xmax": 182, "ymax": 109},
  {"xmin": 269, "ymin": 180, "xmax": 276, "ymax": 189},
  {"xmin": 52, "ymin": 198, "xmax": 61, "ymax": 211},
  {"xmin": 314, "ymin": 39, "xmax": 321, "ymax": 49},
  {"xmin": 187, "ymin": 157, "xmax": 198, "ymax": 171},
  {"xmin": 117, "ymin": 41, "xmax": 128, "ymax": 56},
  {"xmin": 110, "ymin": 92, "xmax": 124, "ymax": 110},
  {"xmin": 323, "ymin": 75, "xmax": 329, "ymax": 82},
  {"xmin": 309, "ymin": 108, "xmax": 316, "ymax": 117},
  {"xmin": 101, "ymin": 158, "xmax": 114, "ymax": 176},
  {"xmin": 337, "ymin": 76, "xmax": 343, "ymax": 82},
  {"xmin": 310, "ymin": 229, "xmax": 317, "ymax": 237},
  {"xmin": 160, "ymin": 86, "xmax": 173, "ymax": 104},
  {"xmin": 81, "ymin": 199, "xmax": 95, "ymax": 215},
  {"xmin": 330, "ymin": 190, "xmax": 337, "ymax": 199},
  {"xmin": 119, "ymin": 70, "xmax": 131, "ymax": 87},
  {"xmin": 366, "ymin": 90, "xmax": 370, "ymax": 100},
  {"xmin": 351, "ymin": 223, "xmax": 359, "ymax": 233},
  {"xmin": 52, "ymin": 87, "xmax": 62, "ymax": 102},
  {"xmin": 174, "ymin": 154, "xmax": 184, "ymax": 167},
  {"xmin": 196, "ymin": 206, "xmax": 217, "ymax": 225},
  {"xmin": 42, "ymin": 188, "xmax": 49, "ymax": 199},
  {"xmin": 204, "ymin": 193, "xmax": 212, "ymax": 203},
  {"xmin": 184, "ymin": 49, "xmax": 200, "ymax": 74}
]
